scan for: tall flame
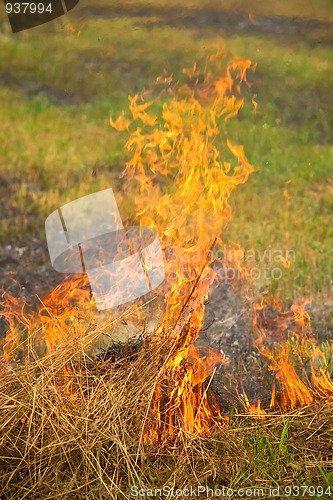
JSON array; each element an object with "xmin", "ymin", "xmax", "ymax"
[
  {"xmin": 110, "ymin": 52, "xmax": 256, "ymax": 439},
  {"xmin": 112, "ymin": 52, "xmax": 255, "ymax": 334}
]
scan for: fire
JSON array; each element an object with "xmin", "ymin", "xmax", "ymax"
[
  {"xmin": 311, "ymin": 348, "xmax": 333, "ymax": 397},
  {"xmin": 1, "ymin": 50, "xmax": 332, "ymax": 442},
  {"xmin": 239, "ymin": 383, "xmax": 267, "ymax": 417},
  {"xmin": 109, "ymin": 52, "xmax": 256, "ymax": 439},
  {"xmin": 147, "ymin": 345, "xmax": 225, "ymax": 441},
  {"xmin": 1, "ymin": 274, "xmax": 95, "ymax": 359},
  {"xmin": 113, "ymin": 53, "xmax": 255, "ymax": 337},
  {"xmin": 252, "ymin": 295, "xmax": 333, "ymax": 410},
  {"xmin": 248, "ymin": 400, "xmax": 266, "ymax": 417},
  {"xmin": 67, "ymin": 23, "xmax": 86, "ymax": 37}
]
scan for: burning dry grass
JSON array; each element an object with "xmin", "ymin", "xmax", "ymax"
[
  {"xmin": 0, "ymin": 332, "xmax": 332, "ymax": 499},
  {"xmin": 0, "ymin": 34, "xmax": 332, "ymax": 498}
]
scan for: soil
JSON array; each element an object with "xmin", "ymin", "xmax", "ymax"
[
  {"xmin": 0, "ymin": 70, "xmax": 90, "ymax": 106},
  {"xmin": 76, "ymin": 4, "xmax": 333, "ymax": 46}
]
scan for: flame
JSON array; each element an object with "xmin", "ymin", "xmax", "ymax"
[
  {"xmin": 274, "ymin": 353, "xmax": 314, "ymax": 409},
  {"xmin": 0, "ymin": 274, "xmax": 95, "ymax": 359},
  {"xmin": 283, "ymin": 179, "xmax": 292, "ymax": 202},
  {"xmin": 252, "ymin": 295, "xmax": 333, "ymax": 410},
  {"xmin": 109, "ymin": 51, "xmax": 256, "ymax": 439},
  {"xmin": 1, "ymin": 49, "xmax": 332, "ymax": 442},
  {"xmin": 249, "ymin": 400, "xmax": 266, "ymax": 417},
  {"xmin": 67, "ymin": 23, "xmax": 86, "ymax": 37},
  {"xmin": 145, "ymin": 345, "xmax": 225, "ymax": 441},
  {"xmin": 311, "ymin": 348, "xmax": 333, "ymax": 397},
  {"xmin": 240, "ymin": 384, "xmax": 267, "ymax": 417},
  {"xmin": 112, "ymin": 53, "xmax": 255, "ymax": 338}
]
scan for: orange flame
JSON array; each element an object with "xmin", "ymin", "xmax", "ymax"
[
  {"xmin": 252, "ymin": 295, "xmax": 333, "ymax": 410},
  {"xmin": 1, "ymin": 274, "xmax": 95, "ymax": 359},
  {"xmin": 67, "ymin": 23, "xmax": 86, "ymax": 37},
  {"xmin": 109, "ymin": 51, "xmax": 256, "ymax": 439},
  {"xmin": 1, "ymin": 49, "xmax": 332, "ymax": 441}
]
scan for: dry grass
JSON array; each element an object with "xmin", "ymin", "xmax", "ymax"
[
  {"xmin": 0, "ymin": 333, "xmax": 166, "ymax": 499},
  {"xmin": 0, "ymin": 328, "xmax": 332, "ymax": 499}
]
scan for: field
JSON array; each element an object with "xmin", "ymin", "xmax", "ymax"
[{"xmin": 0, "ymin": 0, "xmax": 332, "ymax": 497}]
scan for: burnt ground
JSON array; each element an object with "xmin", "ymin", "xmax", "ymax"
[
  {"xmin": 0, "ymin": 70, "xmax": 84, "ymax": 106},
  {"xmin": 76, "ymin": 4, "xmax": 333, "ymax": 47}
]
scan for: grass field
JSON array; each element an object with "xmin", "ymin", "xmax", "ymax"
[{"xmin": 0, "ymin": 0, "xmax": 332, "ymax": 497}]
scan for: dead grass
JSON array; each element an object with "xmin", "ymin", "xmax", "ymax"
[{"xmin": 0, "ymin": 330, "xmax": 332, "ymax": 499}]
